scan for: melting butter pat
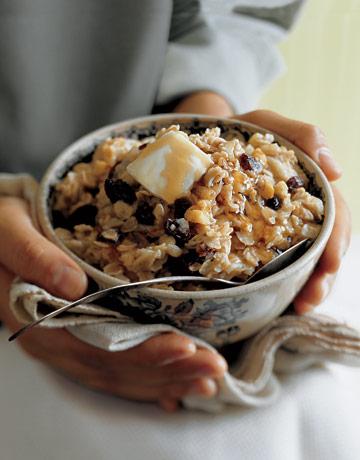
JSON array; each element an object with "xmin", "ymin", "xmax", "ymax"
[{"xmin": 126, "ymin": 131, "xmax": 213, "ymax": 203}]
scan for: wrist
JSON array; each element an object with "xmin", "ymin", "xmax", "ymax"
[{"xmin": 173, "ymin": 91, "xmax": 234, "ymax": 117}]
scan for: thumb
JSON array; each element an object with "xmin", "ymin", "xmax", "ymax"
[
  {"xmin": 234, "ymin": 110, "xmax": 342, "ymax": 182},
  {"xmin": 0, "ymin": 197, "xmax": 87, "ymax": 300}
]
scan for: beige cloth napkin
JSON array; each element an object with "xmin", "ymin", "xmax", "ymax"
[
  {"xmin": 9, "ymin": 280, "xmax": 360, "ymax": 412},
  {"xmin": 3, "ymin": 173, "xmax": 360, "ymax": 412}
]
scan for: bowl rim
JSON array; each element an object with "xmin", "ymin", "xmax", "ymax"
[{"xmin": 37, "ymin": 113, "xmax": 335, "ymax": 300}]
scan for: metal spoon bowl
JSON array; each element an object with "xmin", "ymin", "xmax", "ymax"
[{"xmin": 8, "ymin": 238, "xmax": 310, "ymax": 342}]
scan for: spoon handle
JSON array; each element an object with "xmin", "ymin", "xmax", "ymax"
[{"xmin": 8, "ymin": 276, "xmax": 240, "ymax": 342}]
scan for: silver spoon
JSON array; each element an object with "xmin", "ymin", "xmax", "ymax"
[{"xmin": 8, "ymin": 238, "xmax": 310, "ymax": 342}]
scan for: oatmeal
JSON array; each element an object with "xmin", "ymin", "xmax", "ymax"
[{"xmin": 52, "ymin": 125, "xmax": 324, "ymax": 284}]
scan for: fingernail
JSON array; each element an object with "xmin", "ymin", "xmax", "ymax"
[
  {"xmin": 215, "ymin": 355, "xmax": 228, "ymax": 373},
  {"xmin": 295, "ymin": 300, "xmax": 314, "ymax": 314},
  {"xmin": 318, "ymin": 148, "xmax": 342, "ymax": 176},
  {"xmin": 197, "ymin": 356, "xmax": 228, "ymax": 377},
  {"xmin": 52, "ymin": 266, "xmax": 87, "ymax": 299},
  {"xmin": 322, "ymin": 277, "xmax": 332, "ymax": 300},
  {"xmin": 300, "ymin": 303, "xmax": 314, "ymax": 314},
  {"xmin": 188, "ymin": 378, "xmax": 217, "ymax": 397},
  {"xmin": 159, "ymin": 343, "xmax": 197, "ymax": 366}
]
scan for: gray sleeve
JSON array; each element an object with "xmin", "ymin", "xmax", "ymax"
[{"xmin": 156, "ymin": 0, "xmax": 306, "ymax": 112}]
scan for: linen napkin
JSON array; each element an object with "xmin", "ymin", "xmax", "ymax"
[
  {"xmin": 9, "ymin": 279, "xmax": 360, "ymax": 412},
  {"xmin": 3, "ymin": 173, "xmax": 360, "ymax": 412}
]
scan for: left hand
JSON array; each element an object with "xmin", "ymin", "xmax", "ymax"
[{"xmin": 175, "ymin": 95, "xmax": 351, "ymax": 313}]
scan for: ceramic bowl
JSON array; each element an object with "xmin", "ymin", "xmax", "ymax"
[{"xmin": 37, "ymin": 114, "xmax": 335, "ymax": 347}]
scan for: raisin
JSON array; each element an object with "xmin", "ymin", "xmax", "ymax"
[
  {"xmin": 173, "ymin": 198, "xmax": 192, "ymax": 218},
  {"xmin": 240, "ymin": 153, "xmax": 262, "ymax": 173},
  {"xmin": 184, "ymin": 249, "xmax": 205, "ymax": 265},
  {"xmin": 104, "ymin": 178, "xmax": 136, "ymax": 204},
  {"xmin": 265, "ymin": 197, "xmax": 281, "ymax": 210},
  {"xmin": 139, "ymin": 143, "xmax": 148, "ymax": 150},
  {"xmin": 166, "ymin": 250, "xmax": 204, "ymax": 276},
  {"xmin": 135, "ymin": 201, "xmax": 155, "ymax": 225},
  {"xmin": 306, "ymin": 175, "xmax": 322, "ymax": 199},
  {"xmin": 166, "ymin": 256, "xmax": 191, "ymax": 276},
  {"xmin": 52, "ymin": 210, "xmax": 70, "ymax": 230},
  {"xmin": 286, "ymin": 176, "xmax": 304, "ymax": 192},
  {"xmin": 68, "ymin": 204, "xmax": 98, "ymax": 227},
  {"xmin": 242, "ymin": 131, "xmax": 251, "ymax": 142},
  {"xmin": 165, "ymin": 218, "xmax": 191, "ymax": 247}
]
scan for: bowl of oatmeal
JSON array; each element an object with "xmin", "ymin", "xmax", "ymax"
[{"xmin": 37, "ymin": 114, "xmax": 335, "ymax": 346}]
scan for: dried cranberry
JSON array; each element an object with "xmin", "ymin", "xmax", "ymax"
[
  {"xmin": 286, "ymin": 176, "xmax": 304, "ymax": 192},
  {"xmin": 104, "ymin": 178, "xmax": 136, "ymax": 204},
  {"xmin": 173, "ymin": 198, "xmax": 192, "ymax": 218},
  {"xmin": 265, "ymin": 197, "xmax": 281, "ymax": 210},
  {"xmin": 135, "ymin": 201, "xmax": 155, "ymax": 225},
  {"xmin": 165, "ymin": 218, "xmax": 191, "ymax": 247},
  {"xmin": 240, "ymin": 153, "xmax": 262, "ymax": 173},
  {"xmin": 68, "ymin": 204, "xmax": 98, "ymax": 227}
]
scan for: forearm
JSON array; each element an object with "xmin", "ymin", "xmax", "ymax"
[{"xmin": 173, "ymin": 91, "xmax": 234, "ymax": 117}]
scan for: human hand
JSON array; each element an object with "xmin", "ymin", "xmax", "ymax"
[
  {"xmin": 235, "ymin": 110, "xmax": 351, "ymax": 313},
  {"xmin": 0, "ymin": 197, "xmax": 227, "ymax": 411},
  {"xmin": 175, "ymin": 92, "xmax": 351, "ymax": 313}
]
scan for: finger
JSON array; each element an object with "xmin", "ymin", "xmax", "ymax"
[
  {"xmin": 35, "ymin": 331, "xmax": 196, "ymax": 377},
  {"xmin": 0, "ymin": 197, "xmax": 87, "ymax": 300},
  {"xmin": 294, "ymin": 188, "xmax": 351, "ymax": 314},
  {"xmin": 294, "ymin": 270, "xmax": 336, "ymax": 314},
  {"xmin": 162, "ymin": 377, "xmax": 218, "ymax": 399},
  {"xmin": 149, "ymin": 348, "xmax": 227, "ymax": 384},
  {"xmin": 112, "ymin": 333, "xmax": 197, "ymax": 367},
  {"xmin": 90, "ymin": 377, "xmax": 216, "ymax": 404},
  {"xmin": 97, "ymin": 348, "xmax": 227, "ymax": 386},
  {"xmin": 235, "ymin": 110, "xmax": 342, "ymax": 181},
  {"xmin": 317, "ymin": 187, "xmax": 351, "ymax": 274},
  {"xmin": 159, "ymin": 399, "xmax": 179, "ymax": 412},
  {"xmin": 158, "ymin": 377, "xmax": 218, "ymax": 412}
]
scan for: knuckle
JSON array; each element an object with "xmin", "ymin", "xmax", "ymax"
[
  {"xmin": 299, "ymin": 122, "xmax": 314, "ymax": 136},
  {"xmin": 18, "ymin": 237, "xmax": 47, "ymax": 270},
  {"xmin": 301, "ymin": 123, "xmax": 325, "ymax": 144},
  {"xmin": 18, "ymin": 237, "xmax": 61, "ymax": 288}
]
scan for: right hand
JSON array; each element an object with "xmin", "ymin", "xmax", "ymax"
[{"xmin": 0, "ymin": 197, "xmax": 227, "ymax": 411}]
